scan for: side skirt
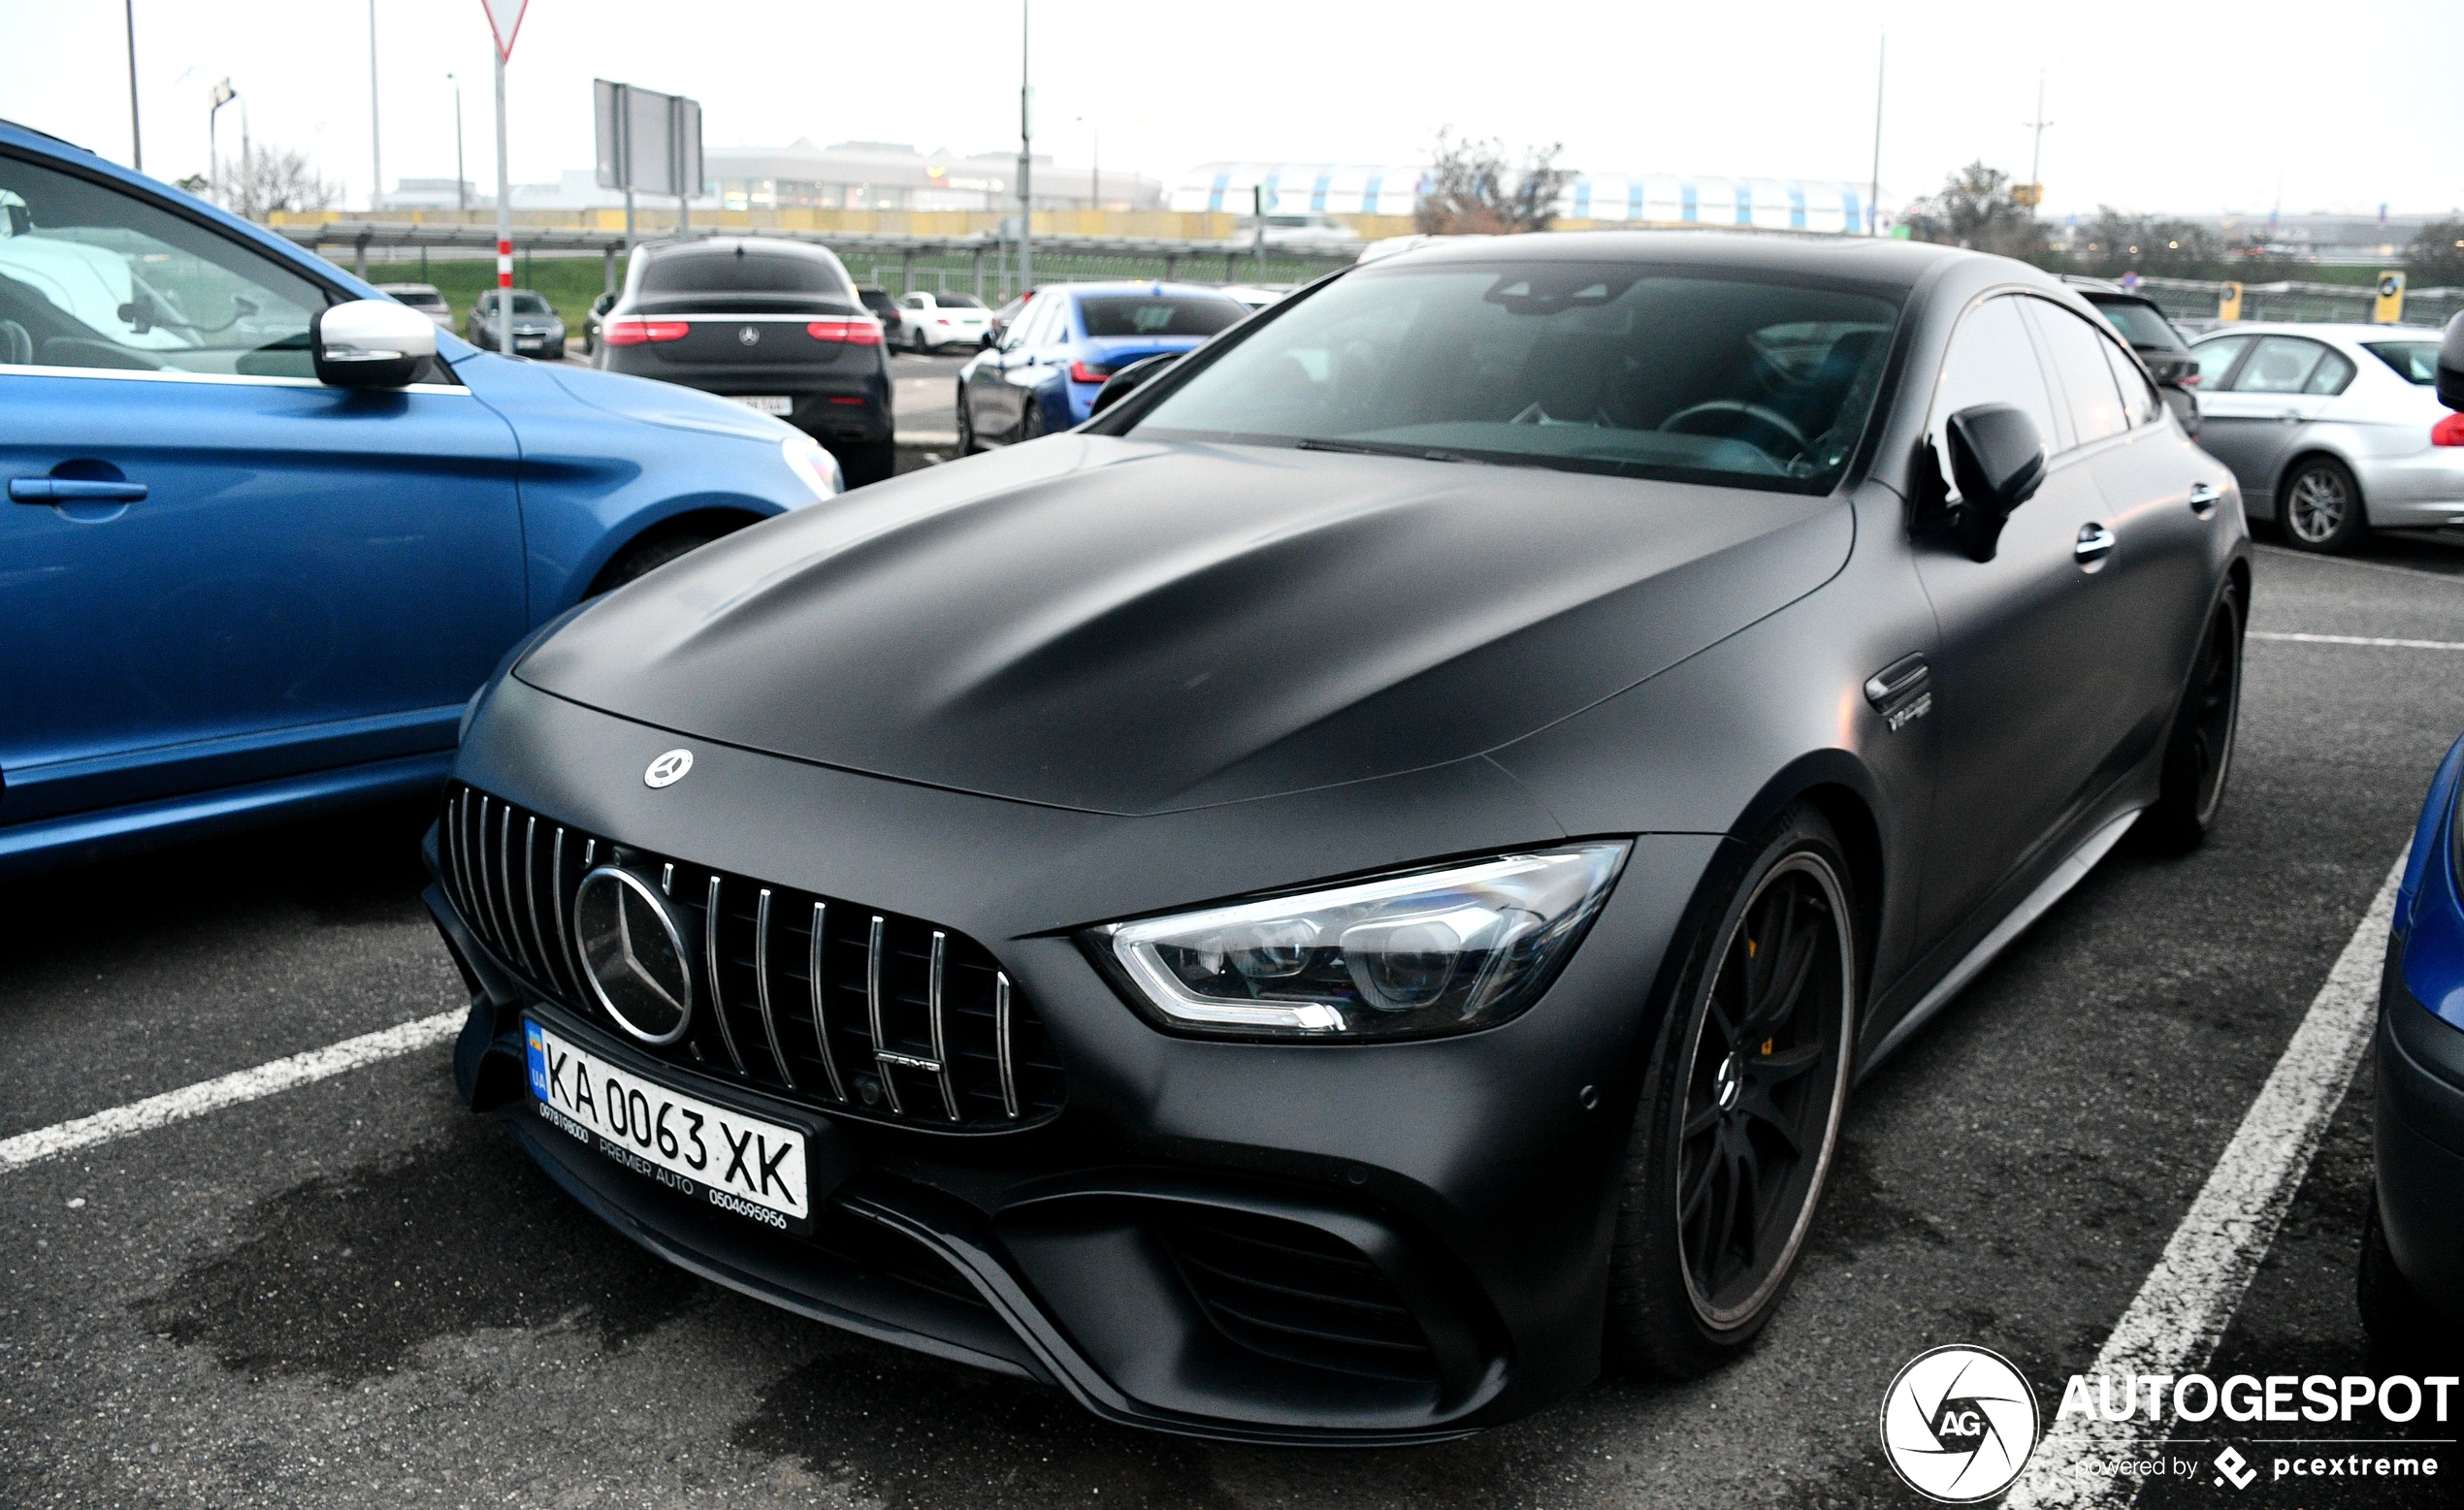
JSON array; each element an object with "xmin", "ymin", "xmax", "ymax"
[{"xmin": 1859, "ymin": 806, "xmax": 2142, "ymax": 1076}]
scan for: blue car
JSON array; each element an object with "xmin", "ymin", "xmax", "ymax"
[
  {"xmin": 2363, "ymin": 725, "xmax": 2464, "ymax": 1338},
  {"xmin": 954, "ymin": 281, "xmax": 1248, "ymax": 451},
  {"xmin": 0, "ymin": 119, "xmax": 841, "ymax": 877}
]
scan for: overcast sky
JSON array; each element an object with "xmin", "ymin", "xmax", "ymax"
[{"xmin": 5, "ymin": 0, "xmax": 2458, "ymax": 222}]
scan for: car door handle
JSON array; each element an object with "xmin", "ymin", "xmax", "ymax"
[
  {"xmin": 2188, "ymin": 482, "xmax": 2220, "ymax": 518},
  {"xmin": 2074, "ymin": 523, "xmax": 2116, "ymax": 564},
  {"xmin": 2278, "ymin": 410, "xmax": 2305, "ymax": 423},
  {"xmin": 1864, "ymin": 654, "xmax": 1932, "ymax": 730},
  {"xmin": 10, "ymin": 477, "xmax": 148, "ymax": 503}
]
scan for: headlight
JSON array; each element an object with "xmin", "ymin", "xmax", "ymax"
[
  {"xmin": 1086, "ymin": 843, "xmax": 1628, "ymax": 1041},
  {"xmin": 780, "ymin": 434, "xmax": 843, "ymax": 502}
]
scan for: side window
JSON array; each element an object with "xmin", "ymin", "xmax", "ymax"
[
  {"xmin": 2235, "ymin": 337, "xmax": 2328, "ymax": 395},
  {"xmin": 0, "ymin": 152, "xmax": 327, "ymax": 377},
  {"xmin": 1040, "ymin": 298, "xmax": 1076, "ymax": 345},
  {"xmin": 2022, "ymin": 300, "xmax": 2127, "ymax": 445},
  {"xmin": 1000, "ymin": 296, "xmax": 1047, "ymax": 351},
  {"xmin": 1930, "ymin": 296, "xmax": 2059, "ymax": 490},
  {"xmin": 901, "ymin": 294, "xmax": 925, "ymax": 309},
  {"xmin": 2194, "ymin": 336, "xmax": 2251, "ymax": 390},
  {"xmin": 2304, "ymin": 348, "xmax": 2356, "ymax": 396},
  {"xmin": 2100, "ymin": 337, "xmax": 2163, "ymax": 427}
]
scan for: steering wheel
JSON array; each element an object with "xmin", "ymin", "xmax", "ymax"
[{"xmin": 1658, "ymin": 400, "xmax": 1810, "ymax": 461}]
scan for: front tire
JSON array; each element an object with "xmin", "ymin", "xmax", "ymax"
[
  {"xmin": 956, "ymin": 396, "xmax": 979, "ymax": 456},
  {"xmin": 833, "ymin": 437, "xmax": 897, "ymax": 489},
  {"xmin": 2145, "ymin": 581, "xmax": 2243, "ymax": 851},
  {"xmin": 1606, "ymin": 804, "xmax": 1858, "ymax": 1378},
  {"xmin": 2280, "ymin": 457, "xmax": 2366, "ymax": 553}
]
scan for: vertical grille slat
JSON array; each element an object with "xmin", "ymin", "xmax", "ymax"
[
  {"xmin": 438, "ymin": 782, "xmax": 1061, "ymax": 1132},
  {"xmin": 807, "ymin": 901, "xmax": 846, "ymax": 1102},
  {"xmin": 704, "ymin": 873, "xmax": 747, "ymax": 1075},
  {"xmin": 754, "ymin": 886, "xmax": 796, "ymax": 1090}
]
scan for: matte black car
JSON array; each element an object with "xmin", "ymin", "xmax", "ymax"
[
  {"xmin": 593, "ymin": 239, "xmax": 894, "ymax": 486},
  {"xmin": 428, "ymin": 232, "xmax": 2247, "ymax": 1442},
  {"xmin": 2067, "ymin": 279, "xmax": 2203, "ymax": 437}
]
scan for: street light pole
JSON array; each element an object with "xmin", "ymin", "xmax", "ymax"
[
  {"xmin": 448, "ymin": 74, "xmax": 467, "ymax": 215},
  {"xmin": 367, "ymin": 0, "xmax": 383, "ymax": 209},
  {"xmin": 209, "ymin": 79, "xmax": 237, "ymax": 207},
  {"xmin": 123, "ymin": 0, "xmax": 143, "ymax": 172},
  {"xmin": 2023, "ymin": 71, "xmax": 2053, "ymax": 203},
  {"xmin": 1017, "ymin": 0, "xmax": 1032, "ymax": 302},
  {"xmin": 1867, "ymin": 34, "xmax": 1884, "ymax": 235},
  {"xmin": 494, "ymin": 45, "xmax": 512, "ymax": 356}
]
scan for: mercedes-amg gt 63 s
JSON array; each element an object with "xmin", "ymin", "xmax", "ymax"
[{"xmin": 426, "ymin": 232, "xmax": 2248, "ymax": 1443}]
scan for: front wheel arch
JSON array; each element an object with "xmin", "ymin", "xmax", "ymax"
[
  {"xmin": 582, "ymin": 506, "xmax": 764, "ymax": 597},
  {"xmin": 2277, "ymin": 449, "xmax": 2369, "ymax": 527}
]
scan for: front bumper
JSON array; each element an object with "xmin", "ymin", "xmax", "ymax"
[
  {"xmin": 428, "ymin": 675, "xmax": 1714, "ymax": 1440},
  {"xmin": 2374, "ymin": 940, "xmax": 2464, "ymax": 1325}
]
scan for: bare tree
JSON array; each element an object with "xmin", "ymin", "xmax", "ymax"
[
  {"xmin": 2071, "ymin": 209, "xmax": 2221, "ymax": 278},
  {"xmin": 2408, "ymin": 217, "xmax": 2464, "ymax": 287},
  {"xmin": 1900, "ymin": 161, "xmax": 2047, "ymax": 263},
  {"xmin": 217, "ymin": 145, "xmax": 342, "ymax": 221},
  {"xmin": 1414, "ymin": 130, "xmax": 1574, "ymax": 236}
]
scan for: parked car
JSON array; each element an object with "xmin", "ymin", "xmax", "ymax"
[
  {"xmin": 465, "ymin": 288, "xmax": 567, "ymax": 359},
  {"xmin": 582, "ymin": 290, "xmax": 616, "ymax": 356},
  {"xmin": 1216, "ymin": 284, "xmax": 1287, "ymax": 313},
  {"xmin": 0, "ymin": 118, "xmax": 841, "ymax": 877},
  {"xmin": 854, "ymin": 284, "xmax": 902, "ymax": 340},
  {"xmin": 955, "ymin": 281, "xmax": 1248, "ymax": 451},
  {"xmin": 2188, "ymin": 322, "xmax": 2464, "ymax": 552},
  {"xmin": 432, "ymin": 230, "xmax": 2244, "ymax": 1442},
  {"xmin": 2063, "ymin": 278, "xmax": 2201, "ymax": 437},
  {"xmin": 593, "ymin": 238, "xmax": 895, "ymax": 487},
  {"xmin": 896, "ymin": 289, "xmax": 992, "ymax": 351},
  {"xmin": 375, "ymin": 280, "xmax": 453, "ymax": 329},
  {"xmin": 984, "ymin": 289, "xmax": 1031, "ymax": 347},
  {"xmin": 1233, "ymin": 210, "xmax": 1360, "ymax": 249}
]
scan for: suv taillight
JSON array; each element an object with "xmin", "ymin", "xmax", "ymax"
[
  {"xmin": 2433, "ymin": 413, "xmax": 2464, "ymax": 447},
  {"xmin": 807, "ymin": 318, "xmax": 884, "ymax": 345},
  {"xmin": 604, "ymin": 318, "xmax": 688, "ymax": 345}
]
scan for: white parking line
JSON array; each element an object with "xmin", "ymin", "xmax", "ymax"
[
  {"xmin": 0, "ymin": 1010, "xmax": 463, "ymax": 1173},
  {"xmin": 2005, "ymin": 852, "xmax": 2409, "ymax": 1508},
  {"xmin": 2250, "ymin": 630, "xmax": 2464, "ymax": 651},
  {"xmin": 2253, "ymin": 542, "xmax": 2464, "ymax": 586}
]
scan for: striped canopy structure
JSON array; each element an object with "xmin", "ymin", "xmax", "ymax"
[{"xmin": 1173, "ymin": 162, "xmax": 1881, "ymax": 235}]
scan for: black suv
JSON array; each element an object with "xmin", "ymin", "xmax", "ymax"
[
  {"xmin": 2067, "ymin": 279, "xmax": 2202, "ymax": 437},
  {"xmin": 594, "ymin": 239, "xmax": 895, "ymax": 486}
]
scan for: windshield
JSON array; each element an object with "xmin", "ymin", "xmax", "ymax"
[
  {"xmin": 2364, "ymin": 341, "xmax": 2440, "ymax": 384},
  {"xmin": 639, "ymin": 250, "xmax": 849, "ymax": 297},
  {"xmin": 1079, "ymin": 294, "xmax": 1246, "ymax": 337},
  {"xmin": 935, "ymin": 292, "xmax": 986, "ymax": 308},
  {"xmin": 2088, "ymin": 298, "xmax": 2184, "ymax": 352},
  {"xmin": 1129, "ymin": 261, "xmax": 1901, "ymax": 493}
]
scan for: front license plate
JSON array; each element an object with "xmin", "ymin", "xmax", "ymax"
[
  {"xmin": 525, "ymin": 1019, "xmax": 812, "ymax": 1232},
  {"xmin": 732, "ymin": 395, "xmax": 794, "ymax": 415}
]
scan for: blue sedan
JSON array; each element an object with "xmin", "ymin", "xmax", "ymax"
[
  {"xmin": 2363, "ymin": 725, "xmax": 2464, "ymax": 1338},
  {"xmin": 0, "ymin": 119, "xmax": 841, "ymax": 877},
  {"xmin": 954, "ymin": 281, "xmax": 1248, "ymax": 451}
]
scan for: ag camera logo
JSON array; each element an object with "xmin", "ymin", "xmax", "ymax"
[{"xmin": 1880, "ymin": 1345, "xmax": 2041, "ymax": 1502}]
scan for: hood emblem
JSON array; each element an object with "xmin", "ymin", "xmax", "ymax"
[
  {"xmin": 572, "ymin": 867, "xmax": 695, "ymax": 1045},
  {"xmin": 644, "ymin": 749, "xmax": 694, "ymax": 787},
  {"xmin": 738, "ymin": 325, "xmax": 760, "ymax": 346}
]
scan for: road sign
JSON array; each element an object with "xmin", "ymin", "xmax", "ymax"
[
  {"xmin": 594, "ymin": 80, "xmax": 702, "ymax": 200},
  {"xmin": 479, "ymin": 0, "xmax": 527, "ymax": 61},
  {"xmin": 2374, "ymin": 271, "xmax": 2406, "ymax": 325},
  {"xmin": 2219, "ymin": 281, "xmax": 2244, "ymax": 322},
  {"xmin": 2010, "ymin": 183, "xmax": 2043, "ymax": 208}
]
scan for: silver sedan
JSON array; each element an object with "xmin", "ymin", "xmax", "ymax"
[{"xmin": 2188, "ymin": 322, "xmax": 2464, "ymax": 551}]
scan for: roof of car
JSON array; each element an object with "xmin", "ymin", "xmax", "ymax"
[
  {"xmin": 1368, "ymin": 228, "xmax": 1974, "ymax": 288},
  {"xmin": 2191, "ymin": 322, "xmax": 2442, "ymax": 344},
  {"xmin": 1051, "ymin": 280, "xmax": 1249, "ymax": 301},
  {"xmin": 641, "ymin": 236, "xmax": 837, "ymax": 260}
]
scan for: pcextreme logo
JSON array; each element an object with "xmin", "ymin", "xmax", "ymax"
[{"xmin": 1879, "ymin": 1345, "xmax": 2041, "ymax": 1503}]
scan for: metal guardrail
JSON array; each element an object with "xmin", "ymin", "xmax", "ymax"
[{"xmin": 2124, "ymin": 274, "xmax": 2462, "ymax": 330}]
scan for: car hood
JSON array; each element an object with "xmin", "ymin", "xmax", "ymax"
[
  {"xmin": 540, "ymin": 363, "xmax": 793, "ymax": 442},
  {"xmin": 516, "ymin": 435, "xmax": 1852, "ymax": 814}
]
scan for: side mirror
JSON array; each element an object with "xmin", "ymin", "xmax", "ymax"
[
  {"xmin": 1919, "ymin": 403, "xmax": 2046, "ymax": 562},
  {"xmin": 312, "ymin": 299, "xmax": 437, "ymax": 389},
  {"xmin": 2438, "ymin": 311, "xmax": 2464, "ymax": 411},
  {"xmin": 1090, "ymin": 353, "xmax": 1179, "ymax": 415},
  {"xmin": 592, "ymin": 292, "xmax": 617, "ymax": 316}
]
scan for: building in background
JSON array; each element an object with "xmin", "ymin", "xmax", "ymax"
[
  {"xmin": 708, "ymin": 141, "xmax": 1161, "ymax": 214},
  {"xmin": 1174, "ymin": 162, "xmax": 1883, "ymax": 233}
]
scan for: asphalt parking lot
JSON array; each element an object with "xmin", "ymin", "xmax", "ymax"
[{"xmin": 5, "ymin": 528, "xmax": 2462, "ymax": 1509}]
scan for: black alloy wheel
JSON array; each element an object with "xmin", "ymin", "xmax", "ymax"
[
  {"xmin": 2146, "ymin": 582, "xmax": 2242, "ymax": 851},
  {"xmin": 955, "ymin": 394, "xmax": 978, "ymax": 455},
  {"xmin": 2280, "ymin": 457, "xmax": 2366, "ymax": 553},
  {"xmin": 1608, "ymin": 804, "xmax": 1857, "ymax": 1377}
]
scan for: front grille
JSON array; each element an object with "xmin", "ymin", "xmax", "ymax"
[
  {"xmin": 1161, "ymin": 1208, "xmax": 1441, "ymax": 1387},
  {"xmin": 438, "ymin": 782, "xmax": 1065, "ymax": 1132}
]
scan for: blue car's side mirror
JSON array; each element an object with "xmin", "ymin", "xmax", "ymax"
[{"xmin": 312, "ymin": 300, "xmax": 437, "ymax": 389}]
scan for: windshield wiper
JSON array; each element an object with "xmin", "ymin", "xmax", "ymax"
[{"xmin": 1295, "ymin": 436, "xmax": 1487, "ymax": 465}]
